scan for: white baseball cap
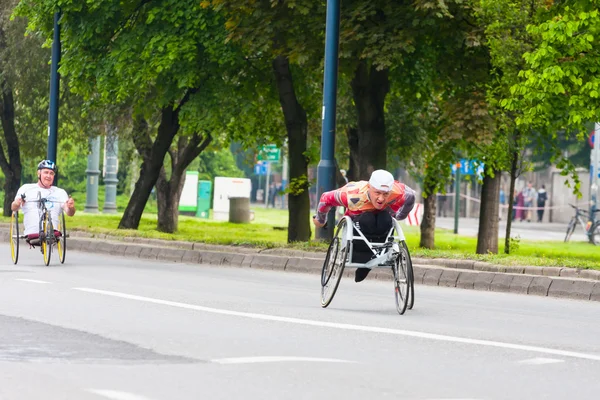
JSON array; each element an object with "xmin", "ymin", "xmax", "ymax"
[{"xmin": 369, "ymin": 170, "xmax": 394, "ymax": 192}]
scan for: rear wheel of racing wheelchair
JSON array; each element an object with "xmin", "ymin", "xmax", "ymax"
[
  {"xmin": 56, "ymin": 212, "xmax": 67, "ymax": 264},
  {"xmin": 321, "ymin": 217, "xmax": 349, "ymax": 308},
  {"xmin": 41, "ymin": 212, "xmax": 53, "ymax": 266},
  {"xmin": 10, "ymin": 211, "xmax": 19, "ymax": 265}
]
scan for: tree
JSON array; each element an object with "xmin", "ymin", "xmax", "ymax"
[
  {"xmin": 0, "ymin": 0, "xmax": 56, "ymax": 215},
  {"xmin": 480, "ymin": 0, "xmax": 556, "ymax": 253},
  {"xmin": 209, "ymin": 0, "xmax": 325, "ymax": 242},
  {"xmin": 17, "ymin": 0, "xmax": 237, "ymax": 232}
]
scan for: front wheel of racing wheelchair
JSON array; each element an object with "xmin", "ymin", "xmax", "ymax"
[{"xmin": 320, "ymin": 217, "xmax": 349, "ymax": 308}]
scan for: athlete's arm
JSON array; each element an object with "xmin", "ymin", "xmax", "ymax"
[
  {"xmin": 314, "ymin": 188, "xmax": 347, "ymax": 226},
  {"xmin": 11, "ymin": 191, "xmax": 25, "ymax": 212},
  {"xmin": 390, "ymin": 186, "xmax": 416, "ymax": 220}
]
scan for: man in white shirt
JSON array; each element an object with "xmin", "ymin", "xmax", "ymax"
[{"xmin": 10, "ymin": 160, "xmax": 76, "ymax": 240}]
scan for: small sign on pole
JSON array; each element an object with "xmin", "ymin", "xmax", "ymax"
[{"xmin": 257, "ymin": 144, "xmax": 281, "ymax": 162}]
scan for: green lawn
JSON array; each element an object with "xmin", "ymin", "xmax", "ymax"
[{"xmin": 2, "ymin": 206, "xmax": 599, "ymax": 269}]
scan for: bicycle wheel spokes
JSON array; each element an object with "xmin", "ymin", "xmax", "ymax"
[
  {"xmin": 321, "ymin": 218, "xmax": 348, "ymax": 308},
  {"xmin": 57, "ymin": 212, "xmax": 66, "ymax": 263},
  {"xmin": 393, "ymin": 244, "xmax": 410, "ymax": 315},
  {"xmin": 10, "ymin": 211, "xmax": 19, "ymax": 264},
  {"xmin": 564, "ymin": 219, "xmax": 576, "ymax": 242},
  {"xmin": 41, "ymin": 213, "xmax": 52, "ymax": 266}
]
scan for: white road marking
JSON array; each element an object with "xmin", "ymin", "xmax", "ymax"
[
  {"xmin": 15, "ymin": 279, "xmax": 51, "ymax": 284},
  {"xmin": 87, "ymin": 389, "xmax": 153, "ymax": 400},
  {"xmin": 211, "ymin": 356, "xmax": 355, "ymax": 364},
  {"xmin": 73, "ymin": 287, "xmax": 600, "ymax": 362},
  {"xmin": 518, "ymin": 357, "xmax": 564, "ymax": 365}
]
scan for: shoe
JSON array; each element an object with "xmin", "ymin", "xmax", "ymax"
[{"xmin": 355, "ymin": 268, "xmax": 371, "ymax": 283}]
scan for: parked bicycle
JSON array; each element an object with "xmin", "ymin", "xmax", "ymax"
[{"xmin": 564, "ymin": 204, "xmax": 600, "ymax": 245}]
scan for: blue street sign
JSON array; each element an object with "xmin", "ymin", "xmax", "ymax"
[
  {"xmin": 451, "ymin": 159, "xmax": 484, "ymax": 178},
  {"xmin": 254, "ymin": 161, "xmax": 268, "ymax": 176}
]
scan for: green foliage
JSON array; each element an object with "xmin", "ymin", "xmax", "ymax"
[
  {"xmin": 508, "ymin": 3, "xmax": 600, "ymax": 134},
  {"xmin": 287, "ymin": 174, "xmax": 309, "ymax": 196},
  {"xmin": 191, "ymin": 146, "xmax": 245, "ymax": 181}
]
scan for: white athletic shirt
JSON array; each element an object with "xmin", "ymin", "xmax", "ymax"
[{"xmin": 14, "ymin": 184, "xmax": 69, "ymax": 235}]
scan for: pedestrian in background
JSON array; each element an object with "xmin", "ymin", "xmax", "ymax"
[
  {"xmin": 522, "ymin": 182, "xmax": 537, "ymax": 222},
  {"xmin": 537, "ymin": 184, "xmax": 548, "ymax": 222},
  {"xmin": 513, "ymin": 189, "xmax": 524, "ymax": 221}
]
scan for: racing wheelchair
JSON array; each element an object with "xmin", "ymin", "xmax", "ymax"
[
  {"xmin": 320, "ymin": 215, "xmax": 415, "ymax": 315},
  {"xmin": 9, "ymin": 193, "xmax": 67, "ymax": 266}
]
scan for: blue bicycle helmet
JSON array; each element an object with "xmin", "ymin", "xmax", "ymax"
[{"xmin": 37, "ymin": 159, "xmax": 57, "ymax": 172}]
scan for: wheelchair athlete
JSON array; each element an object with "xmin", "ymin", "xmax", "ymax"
[
  {"xmin": 313, "ymin": 169, "xmax": 415, "ymax": 283},
  {"xmin": 11, "ymin": 160, "xmax": 76, "ymax": 245}
]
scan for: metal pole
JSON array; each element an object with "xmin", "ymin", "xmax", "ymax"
[
  {"xmin": 47, "ymin": 11, "xmax": 61, "ymax": 164},
  {"xmin": 454, "ymin": 165, "xmax": 461, "ymax": 234},
  {"xmin": 265, "ymin": 162, "xmax": 271, "ymax": 207},
  {"xmin": 281, "ymin": 142, "xmax": 288, "ymax": 209},
  {"xmin": 103, "ymin": 125, "xmax": 119, "ymax": 213},
  {"xmin": 591, "ymin": 123, "xmax": 600, "ymax": 222},
  {"xmin": 315, "ymin": 0, "xmax": 340, "ymax": 240},
  {"xmin": 84, "ymin": 136, "xmax": 101, "ymax": 213}
]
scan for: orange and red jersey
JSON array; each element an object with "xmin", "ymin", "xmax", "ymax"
[{"xmin": 315, "ymin": 180, "xmax": 415, "ymax": 224}]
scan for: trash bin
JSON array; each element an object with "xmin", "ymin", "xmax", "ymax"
[
  {"xmin": 229, "ymin": 197, "xmax": 251, "ymax": 223},
  {"xmin": 195, "ymin": 180, "xmax": 212, "ymax": 219}
]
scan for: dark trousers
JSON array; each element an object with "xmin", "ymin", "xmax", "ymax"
[{"xmin": 352, "ymin": 212, "xmax": 393, "ymax": 263}]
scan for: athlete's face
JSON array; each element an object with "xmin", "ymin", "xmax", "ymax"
[
  {"xmin": 368, "ymin": 186, "xmax": 391, "ymax": 210},
  {"xmin": 38, "ymin": 168, "xmax": 55, "ymax": 188}
]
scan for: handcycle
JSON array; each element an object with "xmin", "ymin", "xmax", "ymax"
[
  {"xmin": 320, "ymin": 215, "xmax": 415, "ymax": 315},
  {"xmin": 564, "ymin": 204, "xmax": 600, "ymax": 245},
  {"xmin": 10, "ymin": 192, "xmax": 67, "ymax": 266}
]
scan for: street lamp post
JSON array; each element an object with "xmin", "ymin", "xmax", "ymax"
[
  {"xmin": 47, "ymin": 11, "xmax": 61, "ymax": 164},
  {"xmin": 315, "ymin": 0, "xmax": 341, "ymax": 240}
]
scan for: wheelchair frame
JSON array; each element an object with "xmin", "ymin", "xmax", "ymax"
[{"xmin": 320, "ymin": 215, "xmax": 415, "ymax": 315}]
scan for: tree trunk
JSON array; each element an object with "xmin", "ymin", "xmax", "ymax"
[
  {"xmin": 0, "ymin": 79, "xmax": 21, "ymax": 217},
  {"xmin": 119, "ymin": 108, "xmax": 179, "ymax": 229},
  {"xmin": 273, "ymin": 55, "xmax": 311, "ymax": 242},
  {"xmin": 420, "ymin": 179, "xmax": 437, "ymax": 249},
  {"xmin": 156, "ymin": 133, "xmax": 212, "ymax": 233},
  {"xmin": 349, "ymin": 61, "xmax": 390, "ymax": 180},
  {"xmin": 476, "ymin": 167, "xmax": 501, "ymax": 254},
  {"xmin": 346, "ymin": 126, "xmax": 359, "ymax": 182}
]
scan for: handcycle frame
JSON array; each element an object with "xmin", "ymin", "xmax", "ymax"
[
  {"xmin": 10, "ymin": 193, "xmax": 67, "ymax": 266},
  {"xmin": 320, "ymin": 215, "xmax": 415, "ymax": 315}
]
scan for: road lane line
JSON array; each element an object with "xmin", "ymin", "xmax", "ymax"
[
  {"xmin": 73, "ymin": 287, "xmax": 600, "ymax": 362},
  {"xmin": 518, "ymin": 358, "xmax": 564, "ymax": 365},
  {"xmin": 211, "ymin": 356, "xmax": 355, "ymax": 364},
  {"xmin": 15, "ymin": 279, "xmax": 52, "ymax": 284},
  {"xmin": 87, "ymin": 389, "xmax": 153, "ymax": 400}
]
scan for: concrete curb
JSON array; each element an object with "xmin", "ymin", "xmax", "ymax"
[{"xmin": 1, "ymin": 229, "xmax": 598, "ymax": 302}]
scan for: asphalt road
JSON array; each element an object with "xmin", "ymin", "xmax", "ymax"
[{"xmin": 1, "ymin": 244, "xmax": 599, "ymax": 400}]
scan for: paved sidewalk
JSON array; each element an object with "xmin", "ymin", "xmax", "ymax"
[
  {"xmin": 436, "ymin": 217, "xmax": 589, "ymax": 242},
  {"xmin": 2, "ymin": 228, "xmax": 598, "ymax": 302}
]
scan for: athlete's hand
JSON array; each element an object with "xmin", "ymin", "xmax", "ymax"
[
  {"xmin": 313, "ymin": 216, "xmax": 325, "ymax": 228},
  {"xmin": 66, "ymin": 196, "xmax": 75, "ymax": 209}
]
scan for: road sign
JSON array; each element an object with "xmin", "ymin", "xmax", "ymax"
[
  {"xmin": 257, "ymin": 144, "xmax": 280, "ymax": 162},
  {"xmin": 254, "ymin": 161, "xmax": 268, "ymax": 176},
  {"xmin": 451, "ymin": 159, "xmax": 484, "ymax": 177}
]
